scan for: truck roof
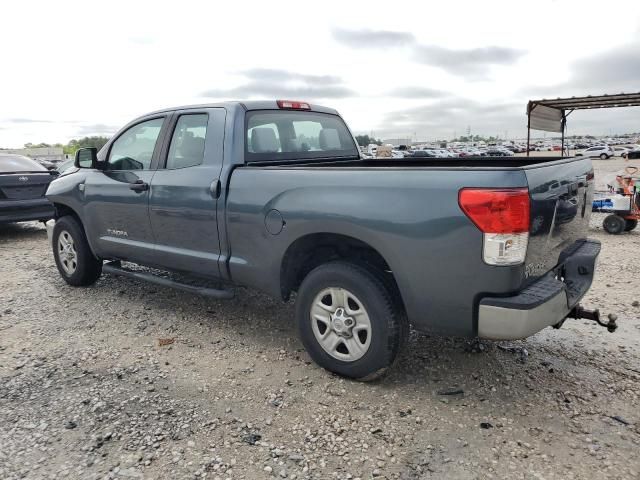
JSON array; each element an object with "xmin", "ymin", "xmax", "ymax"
[{"xmin": 143, "ymin": 100, "xmax": 339, "ymax": 117}]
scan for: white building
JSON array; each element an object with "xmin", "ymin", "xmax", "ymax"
[{"xmin": 1, "ymin": 146, "xmax": 65, "ymax": 163}]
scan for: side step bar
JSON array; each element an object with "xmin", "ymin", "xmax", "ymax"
[{"xmin": 102, "ymin": 262, "xmax": 234, "ymax": 299}]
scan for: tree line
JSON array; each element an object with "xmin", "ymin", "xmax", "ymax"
[{"xmin": 22, "ymin": 136, "xmax": 110, "ymax": 154}]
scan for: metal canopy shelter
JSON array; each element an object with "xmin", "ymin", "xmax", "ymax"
[{"xmin": 526, "ymin": 92, "xmax": 640, "ymax": 156}]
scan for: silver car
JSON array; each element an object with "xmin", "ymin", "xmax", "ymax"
[{"xmin": 575, "ymin": 145, "xmax": 615, "ymax": 159}]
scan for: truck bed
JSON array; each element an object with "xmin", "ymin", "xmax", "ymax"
[{"xmin": 228, "ymin": 153, "xmax": 594, "ymax": 336}]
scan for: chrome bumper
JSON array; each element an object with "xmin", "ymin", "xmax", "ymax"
[
  {"xmin": 478, "ymin": 290, "xmax": 570, "ymax": 339},
  {"xmin": 478, "ymin": 239, "xmax": 601, "ymax": 340}
]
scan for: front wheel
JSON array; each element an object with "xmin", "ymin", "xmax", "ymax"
[
  {"xmin": 599, "ymin": 153, "xmax": 608, "ymax": 160},
  {"xmin": 296, "ymin": 262, "xmax": 407, "ymax": 381},
  {"xmin": 603, "ymin": 214, "xmax": 626, "ymax": 234},
  {"xmin": 52, "ymin": 216, "xmax": 103, "ymax": 286}
]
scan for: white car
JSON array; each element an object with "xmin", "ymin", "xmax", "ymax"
[
  {"xmin": 613, "ymin": 146, "xmax": 630, "ymax": 158},
  {"xmin": 431, "ymin": 148, "xmax": 454, "ymax": 158},
  {"xmin": 575, "ymin": 145, "xmax": 615, "ymax": 159}
]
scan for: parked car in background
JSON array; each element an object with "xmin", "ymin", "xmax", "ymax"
[
  {"xmin": 575, "ymin": 145, "xmax": 615, "ymax": 159},
  {"xmin": 0, "ymin": 153, "xmax": 56, "ymax": 223},
  {"xmin": 407, "ymin": 150, "xmax": 437, "ymax": 158},
  {"xmin": 612, "ymin": 146, "xmax": 630, "ymax": 158},
  {"xmin": 485, "ymin": 148, "xmax": 514, "ymax": 157}
]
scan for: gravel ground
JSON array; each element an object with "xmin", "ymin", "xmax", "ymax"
[{"xmin": 1, "ymin": 158, "xmax": 639, "ymax": 480}]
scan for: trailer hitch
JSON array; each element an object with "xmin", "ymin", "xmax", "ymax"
[{"xmin": 568, "ymin": 306, "xmax": 618, "ymax": 332}]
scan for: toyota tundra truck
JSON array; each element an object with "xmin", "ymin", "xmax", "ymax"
[{"xmin": 45, "ymin": 100, "xmax": 611, "ymax": 380}]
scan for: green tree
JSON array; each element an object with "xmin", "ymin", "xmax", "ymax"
[
  {"xmin": 354, "ymin": 135, "xmax": 382, "ymax": 147},
  {"xmin": 63, "ymin": 136, "xmax": 110, "ymax": 155}
]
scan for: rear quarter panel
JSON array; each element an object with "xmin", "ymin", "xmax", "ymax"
[{"xmin": 226, "ymin": 166, "xmax": 529, "ymax": 336}]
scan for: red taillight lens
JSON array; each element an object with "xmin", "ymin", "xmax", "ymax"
[
  {"xmin": 277, "ymin": 100, "xmax": 311, "ymax": 110},
  {"xmin": 458, "ymin": 188, "xmax": 530, "ymax": 233}
]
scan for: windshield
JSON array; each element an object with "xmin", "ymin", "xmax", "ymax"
[
  {"xmin": 245, "ymin": 110, "xmax": 358, "ymax": 162},
  {"xmin": 0, "ymin": 154, "xmax": 48, "ymax": 173}
]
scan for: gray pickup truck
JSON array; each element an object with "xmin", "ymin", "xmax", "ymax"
[{"xmin": 46, "ymin": 100, "xmax": 611, "ymax": 380}]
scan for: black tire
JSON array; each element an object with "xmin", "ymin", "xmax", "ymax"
[
  {"xmin": 52, "ymin": 215, "xmax": 102, "ymax": 286},
  {"xmin": 296, "ymin": 262, "xmax": 407, "ymax": 381},
  {"xmin": 625, "ymin": 219, "xmax": 638, "ymax": 232},
  {"xmin": 599, "ymin": 153, "xmax": 608, "ymax": 160},
  {"xmin": 603, "ymin": 214, "xmax": 626, "ymax": 234}
]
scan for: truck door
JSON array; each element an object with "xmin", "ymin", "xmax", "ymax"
[
  {"xmin": 148, "ymin": 108, "xmax": 226, "ymax": 278},
  {"xmin": 83, "ymin": 116, "xmax": 167, "ymax": 264}
]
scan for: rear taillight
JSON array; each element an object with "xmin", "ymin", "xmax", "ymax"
[
  {"xmin": 459, "ymin": 188, "xmax": 530, "ymax": 266},
  {"xmin": 277, "ymin": 100, "xmax": 311, "ymax": 110}
]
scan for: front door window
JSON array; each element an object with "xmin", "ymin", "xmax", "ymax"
[{"xmin": 107, "ymin": 118, "xmax": 164, "ymax": 170}]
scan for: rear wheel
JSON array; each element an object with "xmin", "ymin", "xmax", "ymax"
[
  {"xmin": 625, "ymin": 219, "xmax": 638, "ymax": 231},
  {"xmin": 52, "ymin": 216, "xmax": 102, "ymax": 286},
  {"xmin": 296, "ymin": 262, "xmax": 407, "ymax": 381},
  {"xmin": 599, "ymin": 153, "xmax": 608, "ymax": 160},
  {"xmin": 603, "ymin": 214, "xmax": 626, "ymax": 234}
]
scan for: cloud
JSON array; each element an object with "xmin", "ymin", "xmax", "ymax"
[
  {"xmin": 376, "ymin": 98, "xmax": 525, "ymax": 138},
  {"xmin": 241, "ymin": 68, "xmax": 342, "ymax": 85},
  {"xmin": 331, "ymin": 28, "xmax": 525, "ymax": 79},
  {"xmin": 385, "ymin": 86, "xmax": 448, "ymax": 98},
  {"xmin": 523, "ymin": 40, "xmax": 640, "ymax": 98},
  {"xmin": 572, "ymin": 43, "xmax": 640, "ymax": 92},
  {"xmin": 332, "ymin": 28, "xmax": 415, "ymax": 48},
  {"xmin": 76, "ymin": 123, "xmax": 119, "ymax": 136},
  {"xmin": 6, "ymin": 118, "xmax": 54, "ymax": 124},
  {"xmin": 201, "ymin": 68, "xmax": 355, "ymax": 100},
  {"xmin": 128, "ymin": 36, "xmax": 154, "ymax": 45},
  {"xmin": 413, "ymin": 45, "xmax": 526, "ymax": 78}
]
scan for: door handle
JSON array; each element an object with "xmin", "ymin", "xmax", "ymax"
[
  {"xmin": 210, "ymin": 179, "xmax": 221, "ymax": 199},
  {"xmin": 129, "ymin": 180, "xmax": 149, "ymax": 192}
]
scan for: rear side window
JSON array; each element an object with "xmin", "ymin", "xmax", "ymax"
[
  {"xmin": 166, "ymin": 114, "xmax": 208, "ymax": 169},
  {"xmin": 245, "ymin": 111, "xmax": 358, "ymax": 162}
]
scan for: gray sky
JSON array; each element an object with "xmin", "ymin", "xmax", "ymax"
[{"xmin": 1, "ymin": 0, "xmax": 639, "ymax": 147}]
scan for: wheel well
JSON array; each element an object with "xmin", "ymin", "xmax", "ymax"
[
  {"xmin": 53, "ymin": 203, "xmax": 86, "ymax": 233},
  {"xmin": 53, "ymin": 203, "xmax": 79, "ymax": 221},
  {"xmin": 280, "ymin": 233, "xmax": 403, "ymax": 307}
]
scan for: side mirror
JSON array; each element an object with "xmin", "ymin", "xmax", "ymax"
[{"xmin": 74, "ymin": 147, "xmax": 98, "ymax": 168}]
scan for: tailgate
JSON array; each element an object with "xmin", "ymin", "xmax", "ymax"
[
  {"xmin": 524, "ymin": 157, "xmax": 594, "ymax": 282},
  {"xmin": 0, "ymin": 172, "xmax": 53, "ymax": 200}
]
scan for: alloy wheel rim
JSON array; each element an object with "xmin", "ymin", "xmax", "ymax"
[
  {"xmin": 58, "ymin": 230, "xmax": 78, "ymax": 275},
  {"xmin": 310, "ymin": 287, "xmax": 372, "ymax": 362}
]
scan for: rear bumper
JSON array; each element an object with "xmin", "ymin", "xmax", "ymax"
[
  {"xmin": 0, "ymin": 198, "xmax": 55, "ymax": 224},
  {"xmin": 478, "ymin": 239, "xmax": 600, "ymax": 340}
]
